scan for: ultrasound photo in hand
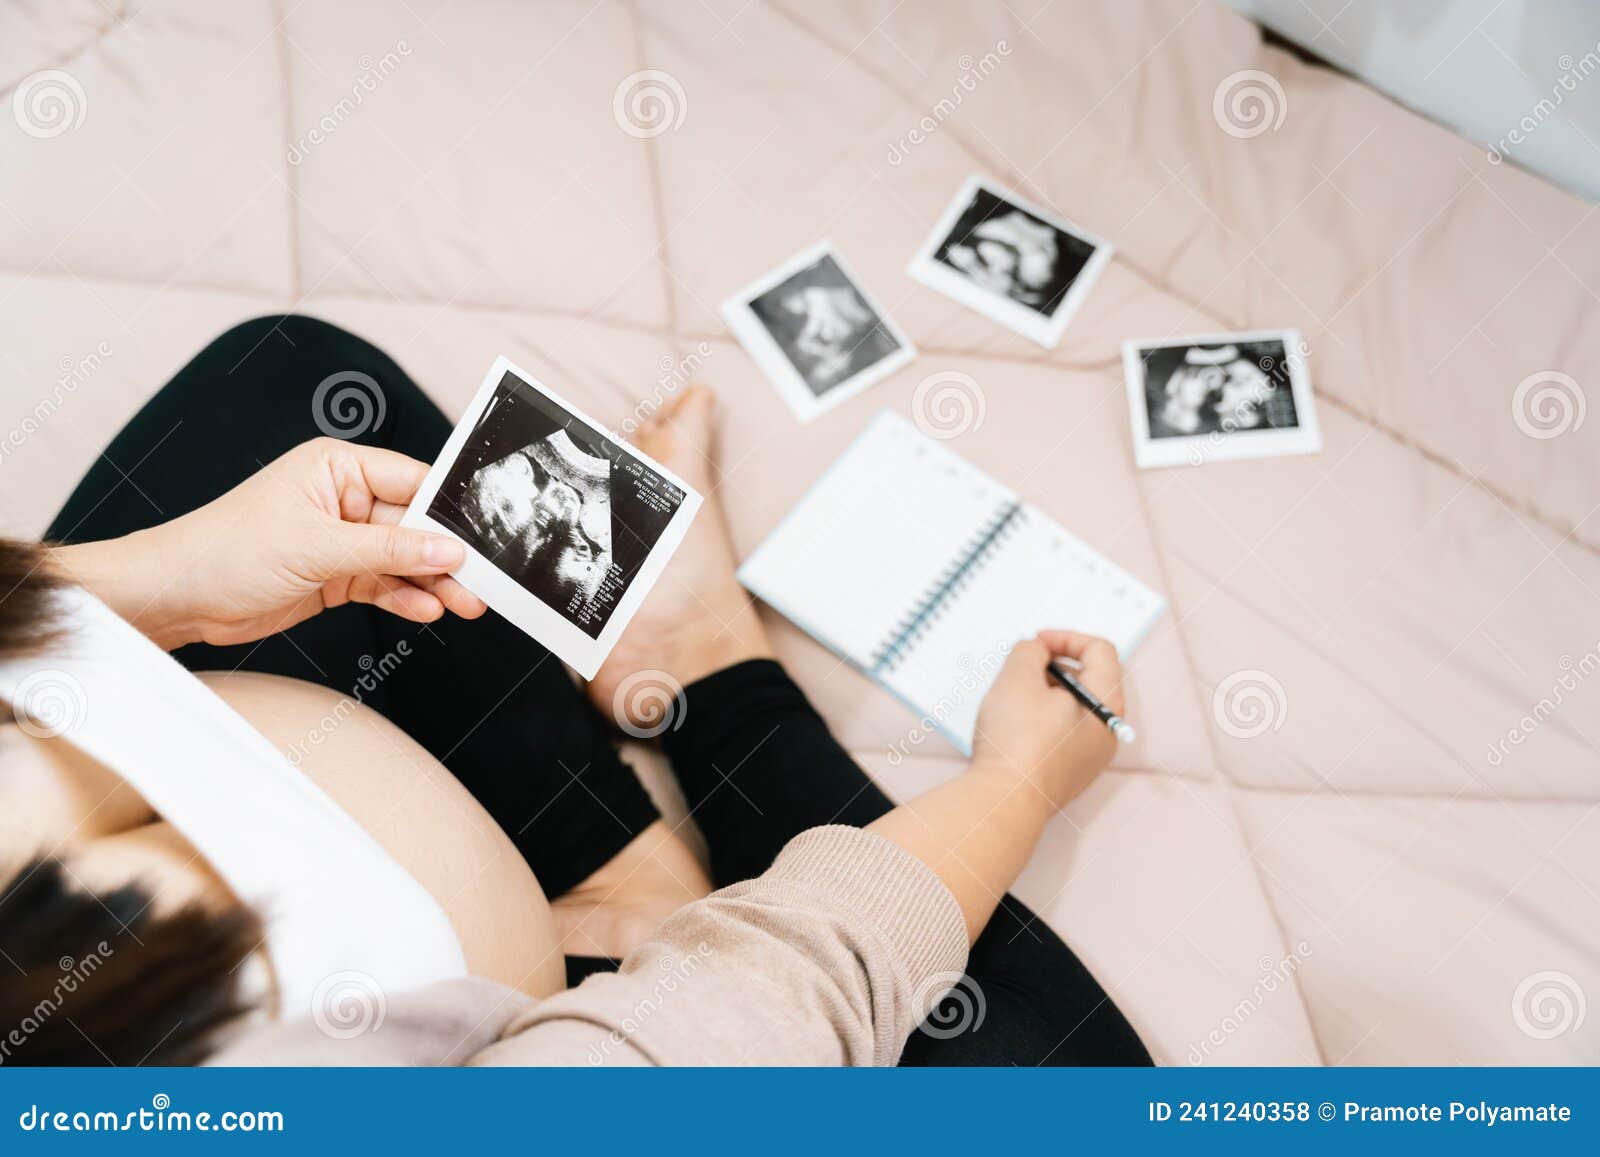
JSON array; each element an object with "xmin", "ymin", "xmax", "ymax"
[
  {"xmin": 427, "ymin": 372, "xmax": 685, "ymax": 637},
  {"xmin": 415, "ymin": 362, "xmax": 695, "ymax": 658}
]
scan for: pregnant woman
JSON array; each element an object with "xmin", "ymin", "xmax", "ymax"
[{"xmin": 0, "ymin": 315, "xmax": 1150, "ymax": 1066}]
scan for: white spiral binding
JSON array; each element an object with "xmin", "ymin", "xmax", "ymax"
[{"xmin": 871, "ymin": 502, "xmax": 1022, "ymax": 675}]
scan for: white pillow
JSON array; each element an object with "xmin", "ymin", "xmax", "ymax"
[{"xmin": 1222, "ymin": 0, "xmax": 1600, "ymax": 202}]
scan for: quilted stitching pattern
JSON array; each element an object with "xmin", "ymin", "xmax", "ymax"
[{"xmin": 1, "ymin": 0, "xmax": 1595, "ymax": 1065}]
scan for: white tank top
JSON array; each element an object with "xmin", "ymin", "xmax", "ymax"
[{"xmin": 0, "ymin": 588, "xmax": 466, "ymax": 1018}]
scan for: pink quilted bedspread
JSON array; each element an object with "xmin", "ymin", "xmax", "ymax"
[{"xmin": 2, "ymin": 0, "xmax": 1596, "ymax": 1064}]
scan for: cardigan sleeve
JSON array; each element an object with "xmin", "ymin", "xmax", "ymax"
[{"xmin": 468, "ymin": 825, "xmax": 969, "ymax": 1067}]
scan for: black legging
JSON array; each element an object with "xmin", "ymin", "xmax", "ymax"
[{"xmin": 47, "ymin": 314, "xmax": 1151, "ymax": 1067}]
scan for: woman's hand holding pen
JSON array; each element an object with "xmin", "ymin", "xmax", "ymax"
[
  {"xmin": 871, "ymin": 629, "xmax": 1128, "ymax": 943},
  {"xmin": 971, "ymin": 630, "xmax": 1127, "ymax": 811}
]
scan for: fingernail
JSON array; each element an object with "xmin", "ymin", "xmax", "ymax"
[{"xmin": 425, "ymin": 537, "xmax": 462, "ymax": 567}]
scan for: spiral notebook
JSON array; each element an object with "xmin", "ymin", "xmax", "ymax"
[{"xmin": 737, "ymin": 412, "xmax": 1166, "ymax": 755}]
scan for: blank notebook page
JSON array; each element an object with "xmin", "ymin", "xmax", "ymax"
[{"xmin": 737, "ymin": 412, "xmax": 1012, "ymax": 667}]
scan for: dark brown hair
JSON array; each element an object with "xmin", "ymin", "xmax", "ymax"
[
  {"xmin": 0, "ymin": 538, "xmax": 64, "ymax": 659},
  {"xmin": 1, "ymin": 538, "xmax": 263, "ymax": 1065},
  {"xmin": 0, "ymin": 860, "xmax": 263, "ymax": 1066}
]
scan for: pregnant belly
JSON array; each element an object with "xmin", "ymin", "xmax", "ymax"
[{"xmin": 197, "ymin": 672, "xmax": 565, "ymax": 1000}]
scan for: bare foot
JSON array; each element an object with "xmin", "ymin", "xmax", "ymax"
[{"xmin": 589, "ymin": 386, "xmax": 773, "ymax": 732}]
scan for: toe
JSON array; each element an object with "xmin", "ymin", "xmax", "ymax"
[
  {"xmin": 637, "ymin": 396, "xmax": 677, "ymax": 435},
  {"xmin": 668, "ymin": 384, "xmax": 716, "ymax": 433}
]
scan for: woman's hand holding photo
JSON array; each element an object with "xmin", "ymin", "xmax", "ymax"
[{"xmin": 50, "ymin": 437, "xmax": 486, "ymax": 650}]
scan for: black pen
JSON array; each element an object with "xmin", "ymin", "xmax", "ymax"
[{"xmin": 1048, "ymin": 661, "xmax": 1136, "ymax": 744}]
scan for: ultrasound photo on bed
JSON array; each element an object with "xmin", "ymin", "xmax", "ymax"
[
  {"xmin": 1121, "ymin": 329, "xmax": 1321, "ymax": 468},
  {"xmin": 746, "ymin": 251, "xmax": 905, "ymax": 398},
  {"xmin": 427, "ymin": 372, "xmax": 687, "ymax": 638},
  {"xmin": 909, "ymin": 177, "xmax": 1112, "ymax": 348},
  {"xmin": 929, "ymin": 184, "xmax": 1099, "ymax": 319},
  {"xmin": 1137, "ymin": 338, "xmax": 1301, "ymax": 439}
]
